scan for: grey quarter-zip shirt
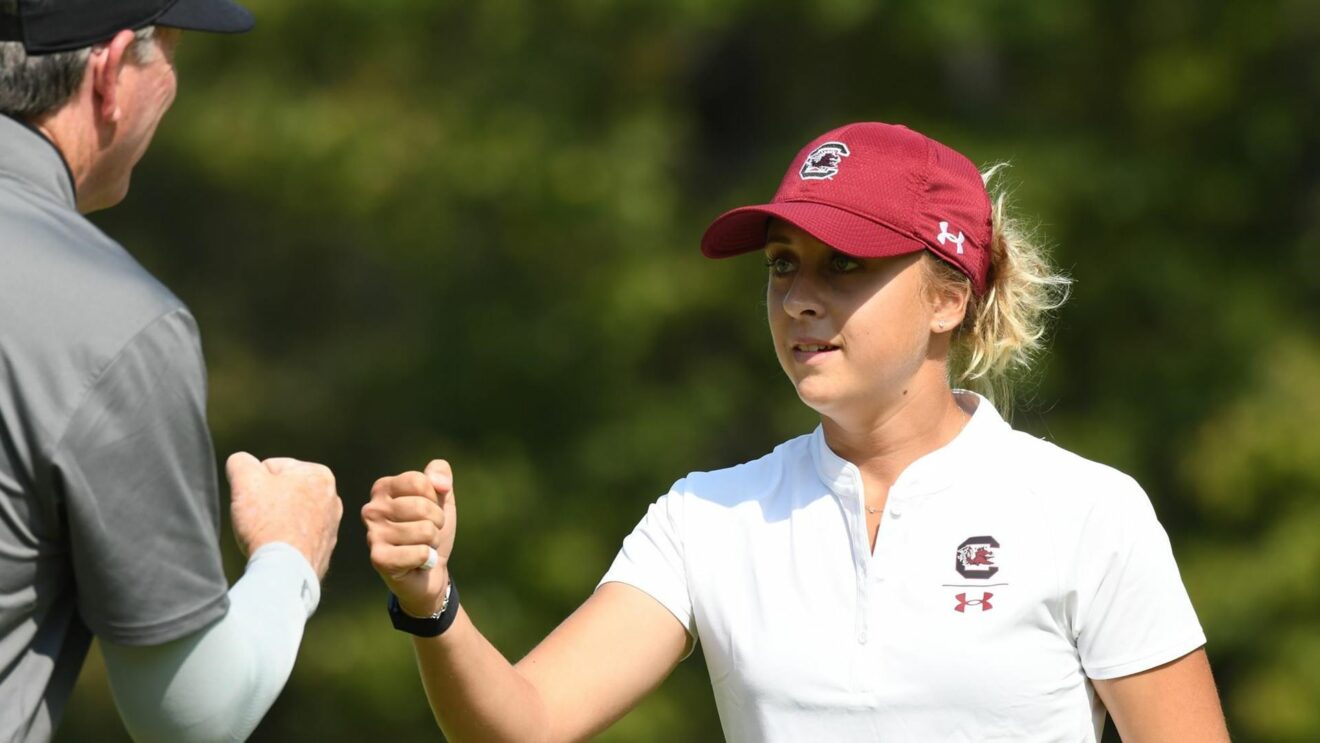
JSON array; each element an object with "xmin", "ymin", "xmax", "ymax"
[{"xmin": 0, "ymin": 114, "xmax": 229, "ymax": 742}]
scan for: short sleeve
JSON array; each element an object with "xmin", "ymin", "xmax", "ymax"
[
  {"xmin": 1072, "ymin": 476, "xmax": 1206, "ymax": 680},
  {"xmin": 598, "ymin": 483, "xmax": 696, "ymax": 639},
  {"xmin": 51, "ymin": 309, "xmax": 229, "ymax": 646}
]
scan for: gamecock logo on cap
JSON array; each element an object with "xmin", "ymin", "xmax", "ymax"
[
  {"xmin": 955, "ymin": 535, "xmax": 1000, "ymax": 579},
  {"xmin": 799, "ymin": 141, "xmax": 851, "ymax": 180}
]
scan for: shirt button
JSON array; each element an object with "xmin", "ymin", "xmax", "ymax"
[
  {"xmin": 889, "ymin": 506, "xmax": 902, "ymax": 518},
  {"xmin": 858, "ymin": 631, "xmax": 869, "ymax": 645}
]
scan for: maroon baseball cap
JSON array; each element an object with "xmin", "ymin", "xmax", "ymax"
[{"xmin": 700, "ymin": 122, "xmax": 993, "ymax": 295}]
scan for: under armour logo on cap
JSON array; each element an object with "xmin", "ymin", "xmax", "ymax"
[{"xmin": 937, "ymin": 221, "xmax": 966, "ymax": 255}]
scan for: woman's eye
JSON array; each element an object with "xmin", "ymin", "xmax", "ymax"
[
  {"xmin": 765, "ymin": 256, "xmax": 795, "ymax": 276},
  {"xmin": 830, "ymin": 253, "xmax": 861, "ymax": 273}
]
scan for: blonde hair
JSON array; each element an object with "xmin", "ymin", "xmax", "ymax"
[{"xmin": 924, "ymin": 164, "xmax": 1072, "ymax": 412}]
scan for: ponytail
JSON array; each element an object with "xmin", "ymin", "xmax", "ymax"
[{"xmin": 925, "ymin": 164, "xmax": 1072, "ymax": 413}]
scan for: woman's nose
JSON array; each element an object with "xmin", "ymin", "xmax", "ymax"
[{"xmin": 781, "ymin": 272, "xmax": 826, "ymax": 318}]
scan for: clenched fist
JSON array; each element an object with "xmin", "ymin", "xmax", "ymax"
[
  {"xmin": 361, "ymin": 459, "xmax": 456, "ymax": 618},
  {"xmin": 227, "ymin": 452, "xmax": 344, "ymax": 580}
]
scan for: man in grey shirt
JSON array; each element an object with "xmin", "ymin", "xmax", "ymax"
[{"xmin": 0, "ymin": 1, "xmax": 343, "ymax": 740}]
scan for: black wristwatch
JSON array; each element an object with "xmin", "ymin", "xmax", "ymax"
[{"xmin": 388, "ymin": 581, "xmax": 460, "ymax": 637}]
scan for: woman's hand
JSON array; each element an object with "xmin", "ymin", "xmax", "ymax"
[{"xmin": 362, "ymin": 459, "xmax": 457, "ymax": 617}]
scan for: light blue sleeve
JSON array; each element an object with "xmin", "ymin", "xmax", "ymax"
[{"xmin": 100, "ymin": 543, "xmax": 320, "ymax": 743}]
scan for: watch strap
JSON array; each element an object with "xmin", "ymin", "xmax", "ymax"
[{"xmin": 388, "ymin": 581, "xmax": 460, "ymax": 637}]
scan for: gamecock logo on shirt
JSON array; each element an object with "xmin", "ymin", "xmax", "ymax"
[{"xmin": 955, "ymin": 535, "xmax": 1000, "ymax": 579}]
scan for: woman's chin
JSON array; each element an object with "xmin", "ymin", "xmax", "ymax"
[{"xmin": 794, "ymin": 382, "xmax": 845, "ymax": 416}]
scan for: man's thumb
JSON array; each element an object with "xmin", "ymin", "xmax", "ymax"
[{"xmin": 225, "ymin": 451, "xmax": 263, "ymax": 489}]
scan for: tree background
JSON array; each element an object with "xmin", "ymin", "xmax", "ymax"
[{"xmin": 54, "ymin": 0, "xmax": 1318, "ymax": 740}]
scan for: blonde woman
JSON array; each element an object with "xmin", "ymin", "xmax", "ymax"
[{"xmin": 362, "ymin": 122, "xmax": 1229, "ymax": 742}]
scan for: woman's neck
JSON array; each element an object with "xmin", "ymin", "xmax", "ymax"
[{"xmin": 821, "ymin": 383, "xmax": 974, "ymax": 491}]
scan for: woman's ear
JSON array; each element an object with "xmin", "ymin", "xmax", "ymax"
[{"xmin": 929, "ymin": 277, "xmax": 972, "ymax": 334}]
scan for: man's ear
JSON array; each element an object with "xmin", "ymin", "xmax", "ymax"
[{"xmin": 90, "ymin": 30, "xmax": 138, "ymax": 125}]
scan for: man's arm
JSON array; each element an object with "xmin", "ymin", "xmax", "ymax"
[
  {"xmin": 1092, "ymin": 648, "xmax": 1231, "ymax": 743},
  {"xmin": 100, "ymin": 543, "xmax": 317, "ymax": 743},
  {"xmin": 100, "ymin": 454, "xmax": 341, "ymax": 743}
]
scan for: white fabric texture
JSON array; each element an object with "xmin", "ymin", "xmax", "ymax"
[
  {"xmin": 599, "ymin": 394, "xmax": 1205, "ymax": 742},
  {"xmin": 100, "ymin": 542, "xmax": 320, "ymax": 743}
]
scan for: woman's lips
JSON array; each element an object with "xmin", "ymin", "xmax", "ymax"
[{"xmin": 791, "ymin": 341, "xmax": 840, "ymax": 363}]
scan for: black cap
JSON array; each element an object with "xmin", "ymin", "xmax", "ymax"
[{"xmin": 0, "ymin": 0, "xmax": 254, "ymax": 55}]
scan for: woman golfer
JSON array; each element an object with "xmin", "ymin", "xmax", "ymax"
[{"xmin": 362, "ymin": 122, "xmax": 1229, "ymax": 742}]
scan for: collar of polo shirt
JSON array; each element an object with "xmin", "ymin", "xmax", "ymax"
[{"xmin": 809, "ymin": 390, "xmax": 1005, "ymax": 508}]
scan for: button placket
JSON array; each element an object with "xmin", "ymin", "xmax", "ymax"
[
  {"xmin": 870, "ymin": 482, "xmax": 903, "ymax": 576},
  {"xmin": 838, "ymin": 467, "xmax": 873, "ymax": 647},
  {"xmin": 855, "ymin": 574, "xmax": 869, "ymax": 645},
  {"xmin": 888, "ymin": 479, "xmax": 910, "ymax": 518}
]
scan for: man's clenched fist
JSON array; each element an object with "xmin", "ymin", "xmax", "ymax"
[{"xmin": 227, "ymin": 452, "xmax": 343, "ymax": 580}]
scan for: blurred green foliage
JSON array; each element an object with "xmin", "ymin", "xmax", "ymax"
[{"xmin": 52, "ymin": 0, "xmax": 1318, "ymax": 740}]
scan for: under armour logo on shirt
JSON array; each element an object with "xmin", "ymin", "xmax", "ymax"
[
  {"xmin": 937, "ymin": 221, "xmax": 966, "ymax": 254},
  {"xmin": 954, "ymin": 592, "xmax": 994, "ymax": 612}
]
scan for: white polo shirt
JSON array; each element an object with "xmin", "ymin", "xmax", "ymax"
[{"xmin": 600, "ymin": 394, "xmax": 1205, "ymax": 742}]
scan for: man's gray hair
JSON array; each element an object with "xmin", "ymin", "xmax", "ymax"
[{"xmin": 0, "ymin": 26, "xmax": 156, "ymax": 121}]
